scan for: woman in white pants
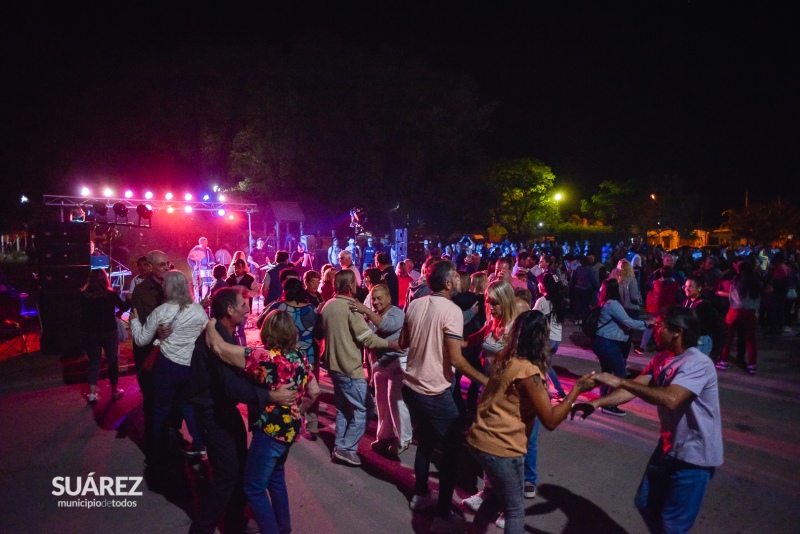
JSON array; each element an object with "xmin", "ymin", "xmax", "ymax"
[{"xmin": 350, "ymin": 284, "xmax": 412, "ymax": 455}]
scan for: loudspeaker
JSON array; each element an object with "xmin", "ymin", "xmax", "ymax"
[
  {"xmin": 37, "ymin": 222, "xmax": 90, "ymax": 245},
  {"xmin": 39, "ymin": 243, "xmax": 91, "ymax": 266},
  {"xmin": 39, "ymin": 290, "xmax": 83, "ymax": 356},
  {"xmin": 39, "ymin": 266, "xmax": 91, "ymax": 293}
]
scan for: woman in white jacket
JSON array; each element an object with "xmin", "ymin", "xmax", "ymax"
[{"xmin": 131, "ymin": 270, "xmax": 209, "ymax": 459}]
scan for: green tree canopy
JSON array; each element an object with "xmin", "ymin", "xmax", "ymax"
[{"xmin": 490, "ymin": 158, "xmax": 557, "ymax": 241}]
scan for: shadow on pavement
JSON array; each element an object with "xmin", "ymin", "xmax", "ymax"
[{"xmin": 528, "ymin": 483, "xmax": 629, "ymax": 534}]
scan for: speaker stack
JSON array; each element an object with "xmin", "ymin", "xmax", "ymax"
[{"xmin": 36, "ymin": 222, "xmax": 91, "ymax": 355}]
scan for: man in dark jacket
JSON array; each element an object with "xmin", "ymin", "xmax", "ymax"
[
  {"xmin": 187, "ymin": 287, "xmax": 297, "ymax": 534},
  {"xmin": 376, "ymin": 252, "xmax": 399, "ymax": 306}
]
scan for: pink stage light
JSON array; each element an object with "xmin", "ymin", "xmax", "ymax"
[
  {"xmin": 165, "ymin": 192, "xmax": 173, "ymax": 200},
  {"xmin": 184, "ymin": 206, "xmax": 193, "ymax": 213},
  {"xmin": 144, "ymin": 191, "xmax": 153, "ymax": 200},
  {"xmin": 81, "ymin": 187, "xmax": 91, "ymax": 196},
  {"xmin": 166, "ymin": 206, "xmax": 174, "ymax": 214},
  {"xmin": 218, "ymin": 209, "xmax": 226, "ymax": 216},
  {"xmin": 103, "ymin": 188, "xmax": 113, "ymax": 197},
  {"xmin": 229, "ymin": 214, "xmax": 234, "ymax": 220},
  {"xmin": 184, "ymin": 193, "xmax": 193, "ymax": 201},
  {"xmin": 218, "ymin": 194, "xmax": 226, "ymax": 201},
  {"xmin": 124, "ymin": 190, "xmax": 133, "ymax": 199}
]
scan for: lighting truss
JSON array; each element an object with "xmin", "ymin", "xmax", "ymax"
[{"xmin": 43, "ymin": 195, "xmax": 258, "ymax": 213}]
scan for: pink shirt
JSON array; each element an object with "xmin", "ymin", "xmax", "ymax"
[{"xmin": 403, "ymin": 294, "xmax": 464, "ymax": 395}]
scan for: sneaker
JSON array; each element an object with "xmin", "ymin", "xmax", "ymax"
[
  {"xmin": 87, "ymin": 392, "xmax": 98, "ymax": 404},
  {"xmin": 747, "ymin": 365, "xmax": 757, "ymax": 375},
  {"xmin": 495, "ymin": 513, "xmax": 505, "ymax": 529},
  {"xmin": 430, "ymin": 512, "xmax": 466, "ymax": 534},
  {"xmin": 524, "ymin": 482, "xmax": 537, "ymax": 498},
  {"xmin": 461, "ymin": 490, "xmax": 486, "ymax": 512},
  {"xmin": 332, "ymin": 449, "xmax": 362, "ymax": 466},
  {"xmin": 409, "ymin": 490, "xmax": 438, "ymax": 511},
  {"xmin": 715, "ymin": 361, "xmax": 730, "ymax": 370},
  {"xmin": 111, "ymin": 388, "xmax": 125, "ymax": 401},
  {"xmin": 633, "ymin": 348, "xmax": 644, "ymax": 355},
  {"xmin": 601, "ymin": 406, "xmax": 626, "ymax": 417},
  {"xmin": 388, "ymin": 439, "xmax": 411, "ymax": 455}
]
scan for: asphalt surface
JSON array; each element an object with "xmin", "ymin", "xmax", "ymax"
[{"xmin": 1, "ymin": 321, "xmax": 799, "ymax": 533}]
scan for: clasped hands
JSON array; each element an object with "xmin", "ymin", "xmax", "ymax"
[{"xmin": 569, "ymin": 372, "xmax": 621, "ymax": 421}]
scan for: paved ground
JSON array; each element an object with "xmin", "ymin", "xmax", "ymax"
[{"xmin": 1, "ymin": 320, "xmax": 799, "ymax": 533}]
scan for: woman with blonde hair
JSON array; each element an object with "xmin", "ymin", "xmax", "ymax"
[
  {"xmin": 228, "ymin": 250, "xmax": 248, "ymax": 277},
  {"xmin": 462, "ymin": 280, "xmax": 519, "ymax": 513},
  {"xmin": 616, "ymin": 258, "xmax": 641, "ymax": 320}
]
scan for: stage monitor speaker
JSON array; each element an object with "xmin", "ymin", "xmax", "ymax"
[{"xmin": 39, "ymin": 243, "xmax": 91, "ymax": 266}]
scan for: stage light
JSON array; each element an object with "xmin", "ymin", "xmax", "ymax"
[
  {"xmin": 144, "ymin": 191, "xmax": 153, "ymax": 199},
  {"xmin": 165, "ymin": 192, "xmax": 173, "ymax": 200},
  {"xmin": 20, "ymin": 195, "xmax": 29, "ymax": 203},
  {"xmin": 136, "ymin": 204, "xmax": 153, "ymax": 220},
  {"xmin": 229, "ymin": 214, "xmax": 234, "ymax": 220},
  {"xmin": 212, "ymin": 185, "xmax": 219, "ymax": 192},
  {"xmin": 218, "ymin": 194, "xmax": 226, "ymax": 201},
  {"xmin": 124, "ymin": 190, "xmax": 133, "ymax": 199},
  {"xmin": 166, "ymin": 205, "xmax": 174, "ymax": 214},
  {"xmin": 103, "ymin": 188, "xmax": 113, "ymax": 197},
  {"xmin": 93, "ymin": 201, "xmax": 109, "ymax": 217},
  {"xmin": 218, "ymin": 209, "xmax": 226, "ymax": 216},
  {"xmin": 184, "ymin": 193, "xmax": 193, "ymax": 201},
  {"xmin": 200, "ymin": 194, "xmax": 208, "ymax": 201},
  {"xmin": 113, "ymin": 202, "xmax": 129, "ymax": 218},
  {"xmin": 81, "ymin": 187, "xmax": 91, "ymax": 197},
  {"xmin": 184, "ymin": 206, "xmax": 193, "ymax": 213}
]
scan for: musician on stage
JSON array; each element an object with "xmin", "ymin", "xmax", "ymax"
[
  {"xmin": 248, "ymin": 237, "xmax": 270, "ymax": 282},
  {"xmin": 187, "ymin": 237, "xmax": 216, "ymax": 301}
]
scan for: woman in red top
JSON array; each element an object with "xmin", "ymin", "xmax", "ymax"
[{"xmin": 395, "ymin": 261, "xmax": 413, "ymax": 309}]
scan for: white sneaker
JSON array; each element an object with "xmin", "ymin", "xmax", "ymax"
[
  {"xmin": 495, "ymin": 513, "xmax": 505, "ymax": 529},
  {"xmin": 409, "ymin": 490, "xmax": 438, "ymax": 511},
  {"xmin": 430, "ymin": 512, "xmax": 466, "ymax": 534},
  {"xmin": 461, "ymin": 490, "xmax": 486, "ymax": 512}
]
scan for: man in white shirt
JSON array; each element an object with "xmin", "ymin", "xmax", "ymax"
[{"xmin": 338, "ymin": 249, "xmax": 361, "ymax": 287}]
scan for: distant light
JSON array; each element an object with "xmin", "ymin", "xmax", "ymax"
[
  {"xmin": 144, "ymin": 191, "xmax": 153, "ymax": 200},
  {"xmin": 229, "ymin": 214, "xmax": 234, "ymax": 220},
  {"xmin": 165, "ymin": 192, "xmax": 173, "ymax": 200},
  {"xmin": 124, "ymin": 190, "xmax": 133, "ymax": 199},
  {"xmin": 103, "ymin": 188, "xmax": 113, "ymax": 197},
  {"xmin": 218, "ymin": 209, "xmax": 226, "ymax": 216},
  {"xmin": 184, "ymin": 206, "xmax": 193, "ymax": 213},
  {"xmin": 203, "ymin": 194, "xmax": 210, "ymax": 201},
  {"xmin": 20, "ymin": 195, "xmax": 29, "ymax": 203},
  {"xmin": 145, "ymin": 204, "xmax": 152, "ymax": 210},
  {"xmin": 218, "ymin": 194, "xmax": 226, "ymax": 201},
  {"xmin": 212, "ymin": 185, "xmax": 219, "ymax": 192},
  {"xmin": 81, "ymin": 187, "xmax": 91, "ymax": 197},
  {"xmin": 184, "ymin": 193, "xmax": 192, "ymax": 201},
  {"xmin": 166, "ymin": 206, "xmax": 174, "ymax": 214},
  {"xmin": 554, "ymin": 193, "xmax": 562, "ymax": 201},
  {"xmin": 538, "ymin": 222, "xmax": 544, "ymax": 227},
  {"xmin": 650, "ymin": 194, "xmax": 656, "ymax": 200}
]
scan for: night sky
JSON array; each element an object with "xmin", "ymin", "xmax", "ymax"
[{"xmin": 2, "ymin": 3, "xmax": 797, "ymax": 229}]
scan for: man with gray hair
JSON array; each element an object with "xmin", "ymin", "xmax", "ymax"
[
  {"xmin": 338, "ymin": 249, "xmax": 362, "ymax": 286},
  {"xmin": 322, "ymin": 269, "xmax": 398, "ymax": 466}
]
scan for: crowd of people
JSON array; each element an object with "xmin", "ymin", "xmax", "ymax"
[{"xmin": 72, "ymin": 232, "xmax": 799, "ymax": 533}]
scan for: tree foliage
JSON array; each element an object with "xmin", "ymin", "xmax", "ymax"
[
  {"xmin": 722, "ymin": 201, "xmax": 800, "ymax": 244},
  {"xmin": 490, "ymin": 158, "xmax": 557, "ymax": 241}
]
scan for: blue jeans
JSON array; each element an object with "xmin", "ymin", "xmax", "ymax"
[
  {"xmin": 330, "ymin": 371, "xmax": 368, "ymax": 453},
  {"xmin": 470, "ymin": 446, "xmax": 525, "ymax": 534},
  {"xmin": 592, "ymin": 336, "xmax": 627, "ymax": 397},
  {"xmin": 244, "ymin": 431, "xmax": 292, "ymax": 534},
  {"xmin": 153, "ymin": 352, "xmax": 204, "ymax": 454},
  {"xmin": 402, "ymin": 385, "xmax": 462, "ymax": 517},
  {"xmin": 547, "ymin": 341, "xmax": 565, "ymax": 396},
  {"xmin": 524, "ymin": 418, "xmax": 542, "ymax": 485},
  {"xmin": 696, "ymin": 335, "xmax": 712, "ymax": 356},
  {"xmin": 634, "ymin": 448, "xmax": 714, "ymax": 534}
]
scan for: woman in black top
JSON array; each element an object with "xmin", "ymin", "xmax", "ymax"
[{"xmin": 80, "ymin": 269, "xmax": 130, "ymax": 403}]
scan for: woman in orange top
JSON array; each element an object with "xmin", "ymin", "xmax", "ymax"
[{"xmin": 467, "ymin": 310, "xmax": 595, "ymax": 533}]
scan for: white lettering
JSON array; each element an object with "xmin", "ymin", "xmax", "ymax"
[
  {"xmin": 65, "ymin": 477, "xmax": 81, "ymax": 496},
  {"xmin": 82, "ymin": 473, "xmax": 98, "ymax": 496},
  {"xmin": 52, "ymin": 477, "xmax": 65, "ymax": 496},
  {"xmin": 100, "ymin": 477, "xmax": 113, "ymax": 496},
  {"xmin": 127, "ymin": 477, "xmax": 143, "ymax": 496},
  {"xmin": 115, "ymin": 477, "xmax": 128, "ymax": 496}
]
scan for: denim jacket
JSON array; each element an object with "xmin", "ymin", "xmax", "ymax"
[{"xmin": 596, "ymin": 300, "xmax": 647, "ymax": 342}]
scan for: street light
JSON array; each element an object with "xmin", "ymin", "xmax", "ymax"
[{"xmin": 554, "ymin": 193, "xmax": 562, "ymax": 216}]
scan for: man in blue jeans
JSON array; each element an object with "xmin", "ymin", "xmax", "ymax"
[
  {"xmin": 321, "ymin": 269, "xmax": 396, "ymax": 466},
  {"xmin": 399, "ymin": 260, "xmax": 488, "ymax": 533},
  {"xmin": 576, "ymin": 306, "xmax": 723, "ymax": 533}
]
